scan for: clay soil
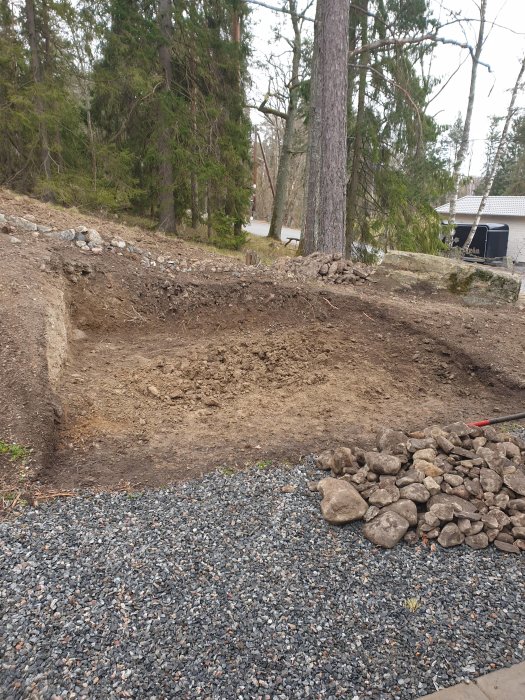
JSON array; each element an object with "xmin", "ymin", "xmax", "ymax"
[{"xmin": 1, "ymin": 189, "xmax": 525, "ymax": 493}]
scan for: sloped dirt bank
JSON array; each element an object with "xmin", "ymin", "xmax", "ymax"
[{"xmin": 0, "ymin": 247, "xmax": 67, "ymax": 490}]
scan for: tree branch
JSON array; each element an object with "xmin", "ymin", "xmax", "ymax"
[
  {"xmin": 247, "ymin": 95, "xmax": 288, "ymax": 120},
  {"xmin": 245, "ymin": 0, "xmax": 314, "ymax": 22},
  {"xmin": 350, "ymin": 34, "xmax": 492, "ymax": 71}
]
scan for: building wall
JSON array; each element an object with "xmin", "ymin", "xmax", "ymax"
[{"xmin": 454, "ymin": 214, "xmax": 525, "ymax": 264}]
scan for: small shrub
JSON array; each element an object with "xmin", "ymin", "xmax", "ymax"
[
  {"xmin": 210, "ymin": 212, "xmax": 248, "ymax": 250},
  {"xmin": 404, "ymin": 597, "xmax": 421, "ymax": 612}
]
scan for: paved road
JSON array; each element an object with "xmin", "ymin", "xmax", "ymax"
[{"xmin": 246, "ymin": 219, "xmax": 301, "ymax": 243}]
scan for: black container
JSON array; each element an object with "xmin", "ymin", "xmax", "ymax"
[{"xmin": 452, "ymin": 223, "xmax": 509, "ymax": 259}]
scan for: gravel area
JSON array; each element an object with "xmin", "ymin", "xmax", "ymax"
[{"xmin": 1, "ymin": 462, "xmax": 524, "ymax": 700}]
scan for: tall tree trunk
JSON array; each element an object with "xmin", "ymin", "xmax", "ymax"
[
  {"xmin": 448, "ymin": 0, "xmax": 487, "ymax": 232},
  {"xmin": 231, "ymin": 5, "xmax": 243, "ymax": 238},
  {"xmin": 317, "ymin": 0, "xmax": 349, "ymax": 255},
  {"xmin": 157, "ymin": 0, "xmax": 176, "ymax": 233},
  {"xmin": 190, "ymin": 84, "xmax": 199, "ymax": 228},
  {"xmin": 302, "ymin": 0, "xmax": 323, "ymax": 254},
  {"xmin": 268, "ymin": 0, "xmax": 301, "ymax": 241},
  {"xmin": 464, "ymin": 57, "xmax": 525, "ymax": 251},
  {"xmin": 25, "ymin": 0, "xmax": 52, "ymax": 188},
  {"xmin": 345, "ymin": 0, "xmax": 369, "ymax": 257}
]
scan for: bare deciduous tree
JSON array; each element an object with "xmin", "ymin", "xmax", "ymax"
[
  {"xmin": 464, "ymin": 56, "xmax": 525, "ymax": 251},
  {"xmin": 447, "ymin": 0, "xmax": 487, "ymax": 232}
]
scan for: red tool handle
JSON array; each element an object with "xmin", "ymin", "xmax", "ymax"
[{"xmin": 468, "ymin": 411, "xmax": 525, "ymax": 428}]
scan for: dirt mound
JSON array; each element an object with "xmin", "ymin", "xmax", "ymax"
[{"xmin": 1, "ymin": 188, "xmax": 525, "ymax": 495}]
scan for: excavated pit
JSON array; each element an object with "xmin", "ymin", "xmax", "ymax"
[{"xmin": 41, "ymin": 262, "xmax": 525, "ymax": 489}]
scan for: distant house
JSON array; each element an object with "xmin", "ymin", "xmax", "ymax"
[{"xmin": 436, "ymin": 196, "xmax": 525, "ymax": 264}]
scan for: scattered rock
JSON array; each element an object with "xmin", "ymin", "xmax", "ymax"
[{"xmin": 313, "ymin": 421, "xmax": 525, "ymax": 553}]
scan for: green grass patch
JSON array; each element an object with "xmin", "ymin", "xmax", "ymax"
[{"xmin": 0, "ymin": 441, "xmax": 30, "ymax": 461}]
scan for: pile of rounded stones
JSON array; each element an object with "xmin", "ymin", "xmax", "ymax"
[
  {"xmin": 274, "ymin": 252, "xmax": 373, "ymax": 286},
  {"xmin": 313, "ymin": 422, "xmax": 525, "ymax": 553}
]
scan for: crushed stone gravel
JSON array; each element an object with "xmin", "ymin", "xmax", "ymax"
[{"xmin": 1, "ymin": 462, "xmax": 524, "ymax": 700}]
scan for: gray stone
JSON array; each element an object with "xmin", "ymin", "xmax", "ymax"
[
  {"xmin": 318, "ymin": 478, "xmax": 368, "ymax": 525},
  {"xmin": 399, "ymin": 483, "xmax": 430, "ymax": 503},
  {"xmin": 85, "ymin": 229, "xmax": 103, "ymax": 245},
  {"xmin": 368, "ymin": 484, "xmax": 400, "ymax": 507},
  {"xmin": 7, "ymin": 215, "xmax": 37, "ymax": 231},
  {"xmin": 315, "ymin": 450, "xmax": 335, "ymax": 471},
  {"xmin": 481, "ymin": 512, "xmax": 500, "ymax": 530},
  {"xmin": 331, "ymin": 447, "xmax": 358, "ymax": 476},
  {"xmin": 438, "ymin": 523, "xmax": 464, "ymax": 548},
  {"xmin": 362, "ymin": 511, "xmax": 410, "ymax": 549},
  {"xmin": 443, "ymin": 474, "xmax": 464, "ymax": 487},
  {"xmin": 53, "ymin": 229, "xmax": 76, "ymax": 241},
  {"xmin": 489, "ymin": 508, "xmax": 510, "ymax": 529},
  {"xmin": 428, "ymin": 493, "xmax": 477, "ymax": 513},
  {"xmin": 509, "ymin": 498, "xmax": 525, "ymax": 512},
  {"xmin": 364, "ymin": 506, "xmax": 380, "ymax": 522},
  {"xmin": 396, "ymin": 470, "xmax": 424, "ymax": 487},
  {"xmin": 480, "ymin": 467, "xmax": 503, "ymax": 493},
  {"xmin": 443, "ymin": 422, "xmax": 470, "ymax": 437},
  {"xmin": 423, "ymin": 512, "xmax": 441, "ymax": 529},
  {"xmin": 412, "ymin": 448, "xmax": 437, "ymax": 462},
  {"xmin": 494, "ymin": 539, "xmax": 520, "ymax": 554},
  {"xmin": 9, "ymin": 236, "xmax": 21, "ymax": 244},
  {"xmin": 466, "ymin": 521, "xmax": 484, "ymax": 536},
  {"xmin": 465, "ymin": 532, "xmax": 489, "ymax": 549},
  {"xmin": 429, "ymin": 503, "xmax": 455, "ymax": 522},
  {"xmin": 457, "ymin": 518, "xmax": 471, "ymax": 534},
  {"xmin": 510, "ymin": 512, "xmax": 525, "ymax": 527},
  {"xmin": 496, "ymin": 531, "xmax": 515, "ymax": 544},
  {"xmin": 464, "ymin": 478, "xmax": 484, "ymax": 499},
  {"xmin": 413, "ymin": 459, "xmax": 443, "ymax": 477},
  {"xmin": 512, "ymin": 526, "xmax": 525, "ymax": 539},
  {"xmin": 365, "ymin": 452, "xmax": 402, "ymax": 476},
  {"xmin": 503, "ymin": 469, "xmax": 525, "ymax": 496},
  {"xmin": 383, "ymin": 499, "xmax": 418, "ymax": 527},
  {"xmin": 376, "ymin": 429, "xmax": 408, "ymax": 455},
  {"xmin": 423, "ymin": 476, "xmax": 441, "ymax": 495},
  {"xmin": 407, "ymin": 437, "xmax": 436, "ymax": 452}
]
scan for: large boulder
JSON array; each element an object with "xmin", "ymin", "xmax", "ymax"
[
  {"xmin": 378, "ymin": 250, "xmax": 521, "ymax": 304},
  {"xmin": 317, "ymin": 478, "xmax": 368, "ymax": 525}
]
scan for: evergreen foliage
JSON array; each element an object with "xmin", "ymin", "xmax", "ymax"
[
  {"xmin": 0, "ymin": 0, "xmax": 251, "ymax": 240},
  {"xmin": 344, "ymin": 0, "xmax": 452, "ymax": 255}
]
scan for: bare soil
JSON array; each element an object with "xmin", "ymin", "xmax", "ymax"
[{"xmin": 1, "ymin": 189, "xmax": 525, "ymax": 493}]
